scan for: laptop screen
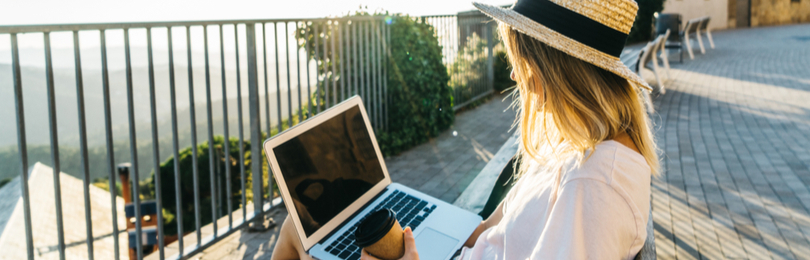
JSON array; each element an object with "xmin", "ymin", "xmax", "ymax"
[{"xmin": 273, "ymin": 105, "xmax": 385, "ymax": 237}]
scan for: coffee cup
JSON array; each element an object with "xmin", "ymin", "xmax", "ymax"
[{"xmin": 354, "ymin": 208, "xmax": 405, "ymax": 260}]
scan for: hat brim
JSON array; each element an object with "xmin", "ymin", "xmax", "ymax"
[{"xmin": 472, "ymin": 2, "xmax": 653, "ymax": 92}]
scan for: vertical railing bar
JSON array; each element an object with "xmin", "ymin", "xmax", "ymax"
[
  {"xmin": 246, "ymin": 22, "xmax": 265, "ymax": 228},
  {"xmin": 384, "ymin": 21, "xmax": 389, "ymax": 130},
  {"xmin": 203, "ymin": 25, "xmax": 219, "ymax": 238},
  {"xmin": 475, "ymin": 22, "xmax": 480, "ymax": 97},
  {"xmin": 234, "ymin": 24, "xmax": 247, "ymax": 222},
  {"xmin": 357, "ymin": 22, "xmax": 367, "ymax": 104},
  {"xmin": 146, "ymin": 27, "xmax": 166, "ymax": 260},
  {"xmin": 482, "ymin": 21, "xmax": 487, "ymax": 96},
  {"xmin": 314, "ymin": 24, "xmax": 322, "ymax": 114},
  {"xmin": 474, "ymin": 22, "xmax": 479, "ymax": 97},
  {"xmin": 274, "ymin": 22, "xmax": 283, "ymax": 132},
  {"xmin": 376, "ymin": 21, "xmax": 382, "ymax": 130},
  {"xmin": 185, "ymin": 25, "xmax": 203, "ymax": 247},
  {"xmin": 43, "ymin": 31, "xmax": 67, "ymax": 260},
  {"xmin": 471, "ymin": 22, "xmax": 476, "ymax": 98},
  {"xmin": 123, "ymin": 28, "xmax": 144, "ymax": 260},
  {"xmin": 262, "ymin": 23, "xmax": 272, "ymax": 135},
  {"xmin": 473, "ymin": 23, "xmax": 486, "ymax": 97},
  {"xmin": 330, "ymin": 21, "xmax": 337, "ymax": 107},
  {"xmin": 72, "ymin": 30, "xmax": 95, "ymax": 260},
  {"xmin": 10, "ymin": 33, "xmax": 35, "ymax": 260},
  {"xmin": 468, "ymin": 19, "xmax": 473, "ymax": 99},
  {"xmin": 462, "ymin": 23, "xmax": 468, "ymax": 100},
  {"xmin": 472, "ymin": 23, "xmax": 478, "ymax": 98},
  {"xmin": 339, "ymin": 21, "xmax": 345, "ymax": 102},
  {"xmin": 445, "ymin": 17, "xmax": 452, "ymax": 101},
  {"xmin": 374, "ymin": 21, "xmax": 382, "ymax": 129},
  {"xmin": 345, "ymin": 21, "xmax": 352, "ymax": 98},
  {"xmin": 219, "ymin": 24, "xmax": 233, "ymax": 229},
  {"xmin": 441, "ymin": 17, "xmax": 447, "ymax": 69},
  {"xmin": 457, "ymin": 17, "xmax": 461, "ymax": 102},
  {"xmin": 99, "ymin": 29, "xmax": 121, "ymax": 260},
  {"xmin": 364, "ymin": 22, "xmax": 370, "ymax": 112},
  {"xmin": 352, "ymin": 21, "xmax": 358, "ymax": 100},
  {"xmin": 449, "ymin": 17, "xmax": 454, "ymax": 101},
  {"xmin": 377, "ymin": 20, "xmax": 383, "ymax": 129},
  {"xmin": 369, "ymin": 21, "xmax": 376, "ymax": 129},
  {"xmin": 166, "ymin": 26, "xmax": 184, "ymax": 257},
  {"xmin": 215, "ymin": 143, "xmax": 222, "ymax": 220},
  {"xmin": 305, "ymin": 22, "xmax": 312, "ymax": 117},
  {"xmin": 447, "ymin": 16, "xmax": 453, "ymax": 102},
  {"xmin": 286, "ymin": 22, "xmax": 293, "ymax": 127},
  {"xmin": 296, "ymin": 21, "xmax": 303, "ymax": 124},
  {"xmin": 323, "ymin": 21, "xmax": 331, "ymax": 109},
  {"xmin": 470, "ymin": 18, "xmax": 474, "ymax": 98}
]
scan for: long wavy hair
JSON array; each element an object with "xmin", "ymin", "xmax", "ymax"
[{"xmin": 499, "ymin": 22, "xmax": 660, "ymax": 177}]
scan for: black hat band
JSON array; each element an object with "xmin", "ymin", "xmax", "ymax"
[{"xmin": 512, "ymin": 0, "xmax": 630, "ymax": 58}]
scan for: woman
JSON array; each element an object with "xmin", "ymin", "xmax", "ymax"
[{"xmin": 274, "ymin": 0, "xmax": 659, "ymax": 258}]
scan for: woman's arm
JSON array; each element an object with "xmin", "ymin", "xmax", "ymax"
[{"xmin": 464, "ymin": 200, "xmax": 505, "ymax": 247}]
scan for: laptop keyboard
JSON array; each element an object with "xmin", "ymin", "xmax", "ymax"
[{"xmin": 324, "ymin": 190, "xmax": 438, "ymax": 260}]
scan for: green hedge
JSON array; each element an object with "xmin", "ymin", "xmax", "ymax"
[
  {"xmin": 150, "ymin": 136, "xmax": 268, "ymax": 236},
  {"xmin": 378, "ymin": 15, "xmax": 454, "ymax": 155},
  {"xmin": 300, "ymin": 12, "xmax": 454, "ymax": 156},
  {"xmin": 493, "ymin": 50, "xmax": 514, "ymax": 92}
]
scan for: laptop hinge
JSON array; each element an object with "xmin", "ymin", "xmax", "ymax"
[{"xmin": 315, "ymin": 187, "xmax": 389, "ymax": 246}]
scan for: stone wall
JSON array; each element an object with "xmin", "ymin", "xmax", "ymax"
[
  {"xmin": 749, "ymin": 0, "xmax": 810, "ymax": 26},
  {"xmin": 662, "ymin": 0, "xmax": 730, "ymax": 30}
]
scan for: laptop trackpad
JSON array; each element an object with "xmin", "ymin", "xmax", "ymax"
[{"xmin": 415, "ymin": 228, "xmax": 459, "ymax": 259}]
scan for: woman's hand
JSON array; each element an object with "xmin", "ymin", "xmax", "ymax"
[{"xmin": 360, "ymin": 227, "xmax": 419, "ymax": 260}]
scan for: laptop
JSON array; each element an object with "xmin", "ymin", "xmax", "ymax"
[{"xmin": 263, "ymin": 96, "xmax": 482, "ymax": 260}]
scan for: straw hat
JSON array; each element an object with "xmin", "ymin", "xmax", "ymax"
[{"xmin": 473, "ymin": 0, "xmax": 653, "ymax": 91}]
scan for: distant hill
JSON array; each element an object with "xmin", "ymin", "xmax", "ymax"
[{"xmin": 0, "ymin": 58, "xmax": 317, "ymax": 181}]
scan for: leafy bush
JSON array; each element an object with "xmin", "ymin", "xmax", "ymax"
[
  {"xmin": 378, "ymin": 15, "xmax": 454, "ymax": 155},
  {"xmin": 150, "ymin": 135, "xmax": 270, "ymax": 236},
  {"xmin": 493, "ymin": 50, "xmax": 514, "ymax": 92},
  {"xmin": 627, "ymin": 0, "xmax": 666, "ymax": 43},
  {"xmin": 299, "ymin": 12, "xmax": 454, "ymax": 156},
  {"xmin": 448, "ymin": 32, "xmax": 489, "ymax": 100}
]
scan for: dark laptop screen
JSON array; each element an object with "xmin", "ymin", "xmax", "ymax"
[{"xmin": 273, "ymin": 105, "xmax": 385, "ymax": 237}]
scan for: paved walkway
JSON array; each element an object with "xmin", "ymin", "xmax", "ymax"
[
  {"xmin": 386, "ymin": 93, "xmax": 518, "ymax": 202},
  {"xmin": 648, "ymin": 24, "xmax": 810, "ymax": 260}
]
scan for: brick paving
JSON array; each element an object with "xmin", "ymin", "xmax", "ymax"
[
  {"xmin": 386, "ymin": 93, "xmax": 518, "ymax": 202},
  {"xmin": 647, "ymin": 24, "xmax": 810, "ymax": 260}
]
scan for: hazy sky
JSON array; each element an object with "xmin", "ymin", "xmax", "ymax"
[{"xmin": 1, "ymin": 0, "xmax": 510, "ymax": 25}]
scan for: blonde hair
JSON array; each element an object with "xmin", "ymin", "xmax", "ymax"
[{"xmin": 499, "ymin": 22, "xmax": 660, "ymax": 177}]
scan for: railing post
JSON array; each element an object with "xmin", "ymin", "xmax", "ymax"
[
  {"xmin": 245, "ymin": 23, "xmax": 265, "ymax": 228},
  {"xmin": 486, "ymin": 21, "xmax": 494, "ymax": 92},
  {"xmin": 11, "ymin": 33, "xmax": 35, "ymax": 260}
]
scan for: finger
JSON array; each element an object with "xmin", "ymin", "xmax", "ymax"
[
  {"xmin": 402, "ymin": 227, "xmax": 419, "ymax": 258},
  {"xmin": 361, "ymin": 249, "xmax": 380, "ymax": 260}
]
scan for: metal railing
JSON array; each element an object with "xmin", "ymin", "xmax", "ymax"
[
  {"xmin": 2, "ymin": 9, "xmax": 499, "ymax": 260},
  {"xmin": 422, "ymin": 11, "xmax": 496, "ymax": 110},
  {"xmin": 2, "ymin": 16, "xmax": 389, "ymax": 260}
]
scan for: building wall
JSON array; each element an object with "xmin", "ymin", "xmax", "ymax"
[
  {"xmin": 662, "ymin": 0, "xmax": 730, "ymax": 29},
  {"xmin": 750, "ymin": 0, "xmax": 810, "ymax": 26}
]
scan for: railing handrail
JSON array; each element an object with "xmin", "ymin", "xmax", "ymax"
[{"xmin": 0, "ymin": 16, "xmax": 386, "ymax": 34}]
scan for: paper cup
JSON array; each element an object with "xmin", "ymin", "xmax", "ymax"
[{"xmin": 354, "ymin": 209, "xmax": 405, "ymax": 260}]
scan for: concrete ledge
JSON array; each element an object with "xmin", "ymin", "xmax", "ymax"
[{"xmin": 453, "ymin": 131, "xmax": 519, "ymax": 213}]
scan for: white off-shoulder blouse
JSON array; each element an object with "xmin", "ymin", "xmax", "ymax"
[{"xmin": 460, "ymin": 140, "xmax": 651, "ymax": 260}]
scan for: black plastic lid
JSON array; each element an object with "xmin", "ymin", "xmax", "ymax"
[{"xmin": 354, "ymin": 208, "xmax": 397, "ymax": 247}]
